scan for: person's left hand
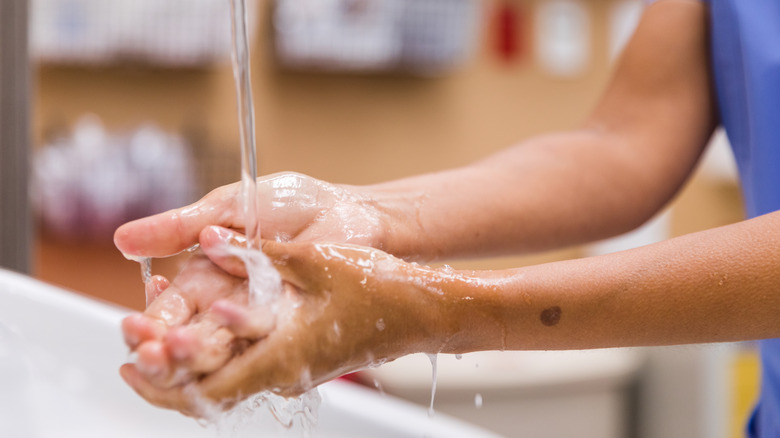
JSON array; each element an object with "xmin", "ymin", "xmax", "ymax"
[{"xmin": 120, "ymin": 237, "xmax": 449, "ymax": 416}]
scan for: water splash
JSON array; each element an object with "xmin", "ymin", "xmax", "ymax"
[
  {"xmin": 223, "ymin": 243, "xmax": 282, "ymax": 305},
  {"xmin": 263, "ymin": 390, "xmax": 321, "ymax": 434},
  {"xmin": 185, "ymin": 386, "xmax": 322, "ymax": 438}
]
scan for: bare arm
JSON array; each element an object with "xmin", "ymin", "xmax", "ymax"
[
  {"xmin": 429, "ymin": 213, "xmax": 780, "ymax": 353},
  {"xmin": 118, "ymin": 1, "xmax": 780, "ymax": 412},
  {"xmin": 121, "ymin": 211, "xmax": 780, "ymax": 411},
  {"xmin": 114, "ymin": 1, "xmax": 714, "ymax": 265},
  {"xmin": 373, "ymin": 0, "xmax": 716, "ymax": 261}
]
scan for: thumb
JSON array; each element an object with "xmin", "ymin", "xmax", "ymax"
[
  {"xmin": 260, "ymin": 240, "xmax": 325, "ymax": 291},
  {"xmin": 199, "ymin": 226, "xmax": 250, "ymax": 278},
  {"xmin": 200, "ymin": 227, "xmax": 316, "ymax": 291},
  {"xmin": 114, "ymin": 184, "xmax": 239, "ymax": 258}
]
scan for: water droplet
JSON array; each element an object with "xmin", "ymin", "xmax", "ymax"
[
  {"xmin": 455, "ymin": 354, "xmax": 463, "ymax": 360},
  {"xmin": 373, "ymin": 379, "xmax": 386, "ymax": 396},
  {"xmin": 474, "ymin": 393, "xmax": 483, "ymax": 409},
  {"xmin": 375, "ymin": 318, "xmax": 385, "ymax": 331}
]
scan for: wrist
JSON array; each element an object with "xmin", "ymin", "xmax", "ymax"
[
  {"xmin": 425, "ymin": 267, "xmax": 527, "ymax": 354},
  {"xmin": 386, "ymin": 264, "xmax": 505, "ymax": 355},
  {"xmin": 352, "ymin": 183, "xmax": 429, "ymax": 261}
]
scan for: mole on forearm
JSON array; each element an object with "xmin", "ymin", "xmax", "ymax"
[{"xmin": 540, "ymin": 306, "xmax": 562, "ymax": 327}]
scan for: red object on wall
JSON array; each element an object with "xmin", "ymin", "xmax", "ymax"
[{"xmin": 494, "ymin": 1, "xmax": 523, "ymax": 63}]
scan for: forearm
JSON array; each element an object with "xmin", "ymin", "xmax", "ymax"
[
  {"xmin": 423, "ymin": 211, "xmax": 780, "ymax": 353},
  {"xmin": 360, "ymin": 0, "xmax": 714, "ymax": 262},
  {"xmin": 364, "ymin": 128, "xmax": 699, "ymax": 261}
]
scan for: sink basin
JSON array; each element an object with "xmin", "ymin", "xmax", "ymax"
[{"xmin": 0, "ymin": 269, "xmax": 498, "ymax": 438}]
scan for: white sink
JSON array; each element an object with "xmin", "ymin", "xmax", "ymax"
[{"xmin": 0, "ymin": 269, "xmax": 499, "ymax": 438}]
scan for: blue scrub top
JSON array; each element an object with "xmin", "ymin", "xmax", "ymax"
[
  {"xmin": 707, "ymin": 0, "xmax": 780, "ymax": 219},
  {"xmin": 704, "ymin": 1, "xmax": 780, "ymax": 436}
]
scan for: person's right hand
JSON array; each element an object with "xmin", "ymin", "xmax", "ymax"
[{"xmin": 114, "ymin": 172, "xmax": 406, "ymax": 262}]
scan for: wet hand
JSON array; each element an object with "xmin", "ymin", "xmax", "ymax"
[
  {"xmin": 120, "ymin": 240, "xmax": 447, "ymax": 415},
  {"xmin": 121, "ymin": 254, "xmax": 276, "ymax": 391},
  {"xmin": 113, "ymin": 172, "xmax": 388, "ymax": 259}
]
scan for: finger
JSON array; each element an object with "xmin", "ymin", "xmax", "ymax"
[
  {"xmin": 260, "ymin": 240, "xmax": 334, "ymax": 292},
  {"xmin": 145, "ymin": 256, "xmax": 231, "ymax": 324},
  {"xmin": 114, "ymin": 184, "xmax": 239, "ymax": 258},
  {"xmin": 199, "ymin": 226, "xmax": 249, "ymax": 278},
  {"xmin": 197, "ymin": 343, "xmax": 277, "ymax": 402},
  {"xmin": 166, "ymin": 323, "xmax": 235, "ymax": 377},
  {"xmin": 211, "ymin": 299, "xmax": 276, "ymax": 340},
  {"xmin": 144, "ymin": 286, "xmax": 197, "ymax": 327},
  {"xmin": 145, "ymin": 275, "xmax": 170, "ymax": 308},
  {"xmin": 122, "ymin": 313, "xmax": 168, "ymax": 349},
  {"xmin": 119, "ymin": 364, "xmax": 195, "ymax": 415},
  {"xmin": 135, "ymin": 340, "xmax": 174, "ymax": 385},
  {"xmin": 198, "ymin": 329, "xmax": 310, "ymax": 401},
  {"xmin": 131, "ymin": 256, "xmax": 244, "ymax": 347},
  {"xmin": 164, "ymin": 255, "xmax": 247, "ymax": 314}
]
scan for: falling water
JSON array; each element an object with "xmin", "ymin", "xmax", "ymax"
[
  {"xmin": 139, "ymin": 257, "xmax": 152, "ymax": 284},
  {"xmin": 426, "ymin": 353, "xmax": 438, "ymax": 417},
  {"xmin": 221, "ymin": 0, "xmax": 318, "ymax": 434},
  {"xmin": 227, "ymin": 0, "xmax": 282, "ymax": 306},
  {"xmin": 229, "ymin": 0, "xmax": 260, "ymax": 248},
  {"xmin": 121, "ymin": 254, "xmax": 152, "ymax": 288}
]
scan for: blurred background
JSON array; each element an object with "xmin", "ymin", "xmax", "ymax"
[{"xmin": 0, "ymin": 0, "xmax": 756, "ymax": 437}]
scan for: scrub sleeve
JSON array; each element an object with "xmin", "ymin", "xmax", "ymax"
[{"xmin": 701, "ymin": 1, "xmax": 780, "ymax": 436}]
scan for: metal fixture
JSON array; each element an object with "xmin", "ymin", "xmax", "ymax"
[{"xmin": 0, "ymin": 0, "xmax": 32, "ymax": 273}]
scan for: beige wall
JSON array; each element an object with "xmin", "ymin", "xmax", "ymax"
[{"xmin": 35, "ymin": 0, "xmax": 614, "ymax": 183}]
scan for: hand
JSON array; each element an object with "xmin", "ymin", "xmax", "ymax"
[
  {"xmin": 120, "ymin": 239, "xmax": 447, "ymax": 415},
  {"xmin": 120, "ymin": 252, "xmax": 276, "ymax": 396},
  {"xmin": 114, "ymin": 172, "xmax": 399, "ymax": 260}
]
